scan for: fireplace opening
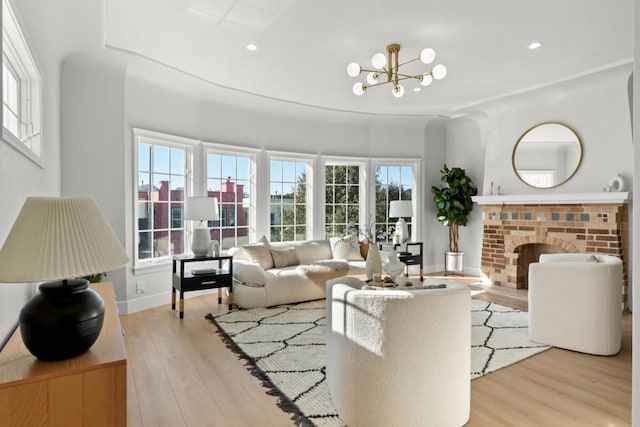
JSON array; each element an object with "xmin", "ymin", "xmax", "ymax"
[{"xmin": 515, "ymin": 243, "xmax": 566, "ymax": 288}]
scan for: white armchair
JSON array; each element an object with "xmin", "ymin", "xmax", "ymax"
[
  {"xmin": 325, "ymin": 278, "xmax": 471, "ymax": 427},
  {"xmin": 528, "ymin": 253, "xmax": 623, "ymax": 355}
]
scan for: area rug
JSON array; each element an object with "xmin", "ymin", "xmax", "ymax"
[{"xmin": 206, "ymin": 298, "xmax": 549, "ymax": 427}]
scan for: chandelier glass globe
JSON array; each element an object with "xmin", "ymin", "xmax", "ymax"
[
  {"xmin": 392, "ymin": 85, "xmax": 405, "ymax": 98},
  {"xmin": 371, "ymin": 53, "xmax": 386, "ymax": 69},
  {"xmin": 432, "ymin": 64, "xmax": 447, "ymax": 80},
  {"xmin": 353, "ymin": 82, "xmax": 365, "ymax": 96}
]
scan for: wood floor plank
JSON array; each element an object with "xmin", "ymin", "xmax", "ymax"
[{"xmin": 122, "ymin": 279, "xmax": 631, "ymax": 426}]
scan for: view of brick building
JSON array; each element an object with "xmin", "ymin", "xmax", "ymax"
[{"xmin": 138, "ymin": 178, "xmax": 247, "ymax": 258}]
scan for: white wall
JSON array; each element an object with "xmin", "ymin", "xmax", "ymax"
[{"xmin": 446, "ymin": 65, "xmax": 634, "ymax": 274}]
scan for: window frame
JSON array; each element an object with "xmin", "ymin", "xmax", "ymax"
[
  {"xmin": 2, "ymin": 0, "xmax": 43, "ymax": 167},
  {"xmin": 202, "ymin": 142, "xmax": 258, "ymax": 249},
  {"xmin": 370, "ymin": 159, "xmax": 421, "ymax": 243},
  {"xmin": 132, "ymin": 128, "xmax": 197, "ymax": 270},
  {"xmin": 322, "ymin": 156, "xmax": 368, "ymax": 239},
  {"xmin": 267, "ymin": 151, "xmax": 315, "ymax": 242}
]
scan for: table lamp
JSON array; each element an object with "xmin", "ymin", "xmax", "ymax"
[
  {"xmin": 389, "ymin": 200, "xmax": 413, "ymax": 244},
  {"xmin": 185, "ymin": 196, "xmax": 219, "ymax": 257},
  {"xmin": 0, "ymin": 196, "xmax": 129, "ymax": 361}
]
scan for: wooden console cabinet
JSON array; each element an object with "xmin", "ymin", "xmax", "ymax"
[{"xmin": 0, "ymin": 282, "xmax": 127, "ymax": 426}]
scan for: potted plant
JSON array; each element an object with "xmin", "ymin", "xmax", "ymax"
[{"xmin": 431, "ymin": 164, "xmax": 478, "ymax": 274}]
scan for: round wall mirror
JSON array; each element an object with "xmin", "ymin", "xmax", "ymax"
[{"xmin": 512, "ymin": 122, "xmax": 583, "ymax": 189}]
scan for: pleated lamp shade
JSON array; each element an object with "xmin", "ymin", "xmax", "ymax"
[{"xmin": 0, "ymin": 196, "xmax": 128, "ymax": 283}]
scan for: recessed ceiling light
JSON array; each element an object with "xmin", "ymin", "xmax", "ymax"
[
  {"xmin": 528, "ymin": 41, "xmax": 543, "ymax": 50},
  {"xmin": 413, "ymin": 87, "xmax": 422, "ymax": 92},
  {"xmin": 246, "ymin": 43, "xmax": 258, "ymax": 51}
]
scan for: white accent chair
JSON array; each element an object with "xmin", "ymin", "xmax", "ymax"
[
  {"xmin": 528, "ymin": 253, "xmax": 623, "ymax": 356},
  {"xmin": 325, "ymin": 278, "xmax": 471, "ymax": 427}
]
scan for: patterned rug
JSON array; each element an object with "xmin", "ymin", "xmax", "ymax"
[{"xmin": 206, "ymin": 298, "xmax": 549, "ymax": 427}]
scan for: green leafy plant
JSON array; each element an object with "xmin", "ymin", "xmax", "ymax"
[
  {"xmin": 79, "ymin": 273, "xmax": 106, "ymax": 283},
  {"xmin": 431, "ymin": 164, "xmax": 478, "ymax": 253}
]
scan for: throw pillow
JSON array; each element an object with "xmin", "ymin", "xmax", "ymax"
[
  {"xmin": 242, "ymin": 236, "xmax": 274, "ymax": 269},
  {"xmin": 271, "ymin": 246, "xmax": 300, "ymax": 268},
  {"xmin": 330, "ymin": 235, "xmax": 364, "ymax": 261}
]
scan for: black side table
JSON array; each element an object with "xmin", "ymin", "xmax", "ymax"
[
  {"xmin": 394, "ymin": 242, "xmax": 424, "ymax": 281},
  {"xmin": 172, "ymin": 254, "xmax": 233, "ymax": 318}
]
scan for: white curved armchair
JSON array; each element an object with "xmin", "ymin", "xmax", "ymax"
[
  {"xmin": 326, "ymin": 278, "xmax": 470, "ymax": 427},
  {"xmin": 528, "ymin": 253, "xmax": 623, "ymax": 355}
]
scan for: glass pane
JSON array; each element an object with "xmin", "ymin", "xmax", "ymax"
[
  {"xmin": 138, "ymin": 202, "xmax": 151, "ymax": 230},
  {"xmin": 138, "ymin": 232, "xmax": 152, "ymax": 259},
  {"xmin": 282, "ymin": 226, "xmax": 294, "ymax": 241},
  {"xmin": 154, "ymin": 174, "xmax": 170, "ymax": 201},
  {"xmin": 283, "ymin": 161, "xmax": 295, "ymax": 182},
  {"xmin": 347, "ymin": 166, "xmax": 359, "ymax": 184},
  {"xmin": 153, "ymin": 231, "xmax": 171, "ymax": 257},
  {"xmin": 170, "ymin": 177, "xmax": 185, "ymax": 201},
  {"xmin": 221, "ymin": 155, "xmax": 236, "ymax": 178},
  {"xmin": 171, "ymin": 230, "xmax": 184, "ymax": 255},
  {"xmin": 270, "ymin": 226, "xmax": 282, "ymax": 242},
  {"xmin": 325, "ymin": 165, "xmax": 334, "ymax": 182},
  {"xmin": 207, "ymin": 153, "xmax": 221, "ymax": 178},
  {"xmin": 208, "ymin": 178, "xmax": 221, "ymax": 193},
  {"xmin": 271, "ymin": 204, "xmax": 282, "ymax": 225},
  {"xmin": 270, "ymin": 160, "xmax": 282, "ymax": 181},
  {"xmin": 296, "ymin": 204, "xmax": 306, "ymax": 224},
  {"xmin": 170, "ymin": 148, "xmax": 185, "ymax": 175},
  {"xmin": 347, "ymin": 206, "xmax": 359, "ymax": 224},
  {"xmin": 282, "ymin": 205, "xmax": 294, "ymax": 225},
  {"xmin": 401, "ymin": 166, "xmax": 413, "ymax": 184},
  {"xmin": 335, "ymin": 185, "xmax": 346, "ymax": 204},
  {"xmin": 153, "ymin": 202, "xmax": 168, "ymax": 229},
  {"xmin": 153, "ymin": 145, "xmax": 170, "ymax": 174},
  {"xmin": 237, "ymin": 156, "xmax": 250, "ymax": 180},
  {"xmin": 325, "ymin": 185, "xmax": 334, "ymax": 203},
  {"xmin": 138, "ymin": 172, "xmax": 151, "ymax": 200},
  {"xmin": 295, "ymin": 226, "xmax": 306, "ymax": 241},
  {"xmin": 138, "ymin": 143, "xmax": 151, "ymax": 171},
  {"xmin": 348, "ymin": 185, "xmax": 359, "ymax": 203}
]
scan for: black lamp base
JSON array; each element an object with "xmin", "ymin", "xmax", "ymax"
[{"xmin": 19, "ymin": 278, "xmax": 105, "ymax": 361}]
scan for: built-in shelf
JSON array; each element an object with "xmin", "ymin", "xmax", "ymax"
[{"xmin": 472, "ymin": 192, "xmax": 631, "ymax": 205}]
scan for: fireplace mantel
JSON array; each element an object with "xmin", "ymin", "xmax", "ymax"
[{"xmin": 473, "ymin": 192, "xmax": 631, "ymax": 205}]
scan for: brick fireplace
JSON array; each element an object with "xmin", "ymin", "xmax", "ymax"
[{"xmin": 474, "ymin": 193, "xmax": 630, "ymax": 306}]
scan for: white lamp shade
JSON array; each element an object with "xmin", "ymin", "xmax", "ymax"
[
  {"xmin": 392, "ymin": 85, "xmax": 405, "ymax": 98},
  {"xmin": 347, "ymin": 62, "xmax": 361, "ymax": 77},
  {"xmin": 421, "ymin": 74, "xmax": 433, "ymax": 87},
  {"xmin": 389, "ymin": 200, "xmax": 413, "ymax": 218},
  {"xmin": 432, "ymin": 64, "xmax": 447, "ymax": 80},
  {"xmin": 371, "ymin": 52, "xmax": 386, "ymax": 69},
  {"xmin": 420, "ymin": 48, "xmax": 435, "ymax": 64},
  {"xmin": 0, "ymin": 196, "xmax": 129, "ymax": 283},
  {"xmin": 185, "ymin": 197, "xmax": 219, "ymax": 221},
  {"xmin": 353, "ymin": 82, "xmax": 365, "ymax": 96}
]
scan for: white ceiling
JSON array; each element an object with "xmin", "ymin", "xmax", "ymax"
[{"xmin": 104, "ymin": 0, "xmax": 633, "ymax": 117}]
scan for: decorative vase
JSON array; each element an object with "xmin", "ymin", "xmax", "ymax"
[
  {"xmin": 384, "ymin": 252, "xmax": 406, "ymax": 281},
  {"xmin": 365, "ymin": 243, "xmax": 383, "ymax": 281}
]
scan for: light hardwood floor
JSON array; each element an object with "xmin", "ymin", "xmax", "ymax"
[{"xmin": 122, "ymin": 276, "xmax": 632, "ymax": 426}]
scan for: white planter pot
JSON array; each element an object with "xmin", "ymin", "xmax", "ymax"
[{"xmin": 445, "ymin": 251, "xmax": 464, "ymax": 274}]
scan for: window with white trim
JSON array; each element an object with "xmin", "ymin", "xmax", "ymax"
[
  {"xmin": 2, "ymin": 0, "xmax": 42, "ymax": 164},
  {"xmin": 205, "ymin": 149, "xmax": 253, "ymax": 249},
  {"xmin": 374, "ymin": 163, "xmax": 414, "ymax": 241},
  {"xmin": 135, "ymin": 130, "xmax": 193, "ymax": 264},
  {"xmin": 270, "ymin": 158, "xmax": 310, "ymax": 242},
  {"xmin": 324, "ymin": 162, "xmax": 362, "ymax": 237}
]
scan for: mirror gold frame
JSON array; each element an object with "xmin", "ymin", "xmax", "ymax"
[{"xmin": 512, "ymin": 122, "xmax": 583, "ymax": 189}]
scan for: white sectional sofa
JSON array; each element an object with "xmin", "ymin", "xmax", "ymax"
[{"xmin": 228, "ymin": 238, "xmax": 367, "ymax": 308}]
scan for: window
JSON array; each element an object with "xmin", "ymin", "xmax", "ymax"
[
  {"xmin": 375, "ymin": 164, "xmax": 414, "ymax": 241},
  {"xmin": 135, "ymin": 130, "xmax": 193, "ymax": 265},
  {"xmin": 270, "ymin": 158, "xmax": 310, "ymax": 242},
  {"xmin": 2, "ymin": 0, "xmax": 42, "ymax": 164},
  {"xmin": 205, "ymin": 150, "xmax": 253, "ymax": 250},
  {"xmin": 324, "ymin": 163, "xmax": 362, "ymax": 237}
]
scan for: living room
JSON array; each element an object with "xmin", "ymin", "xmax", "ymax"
[{"xmin": 0, "ymin": 0, "xmax": 638, "ymax": 425}]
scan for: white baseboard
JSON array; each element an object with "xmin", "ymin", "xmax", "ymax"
[{"xmin": 117, "ymin": 289, "xmax": 217, "ymax": 315}]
